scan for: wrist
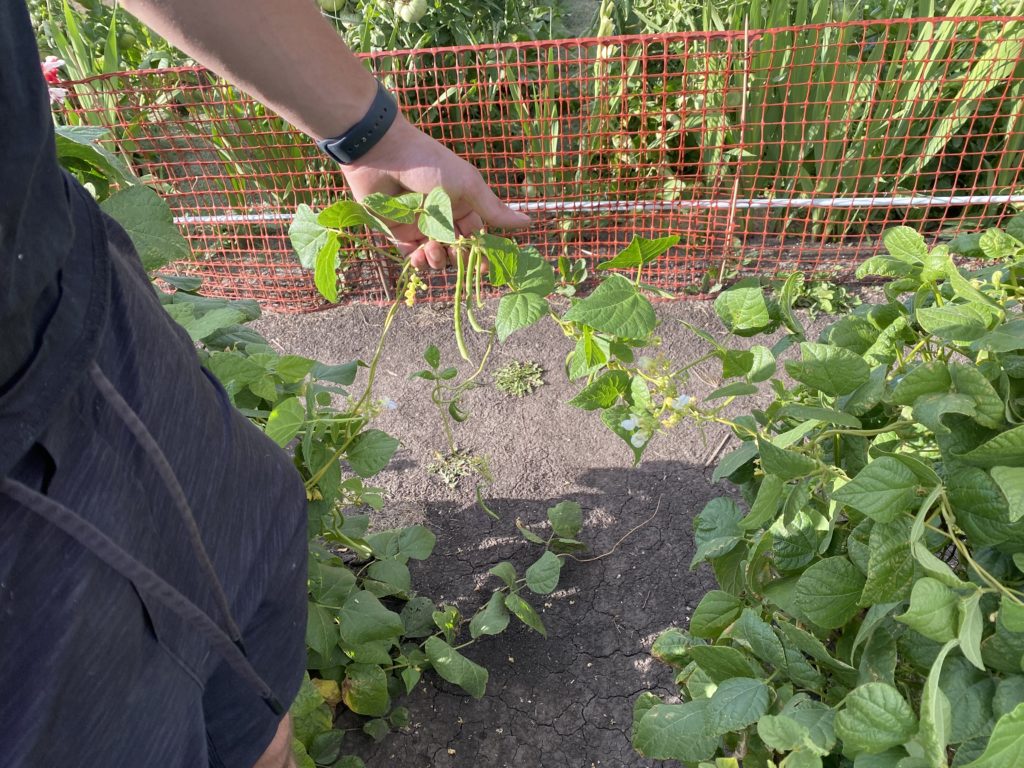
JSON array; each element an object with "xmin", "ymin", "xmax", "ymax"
[
  {"xmin": 344, "ymin": 114, "xmax": 419, "ymax": 169},
  {"xmin": 316, "ymin": 80, "xmax": 400, "ymax": 165},
  {"xmin": 308, "ymin": 76, "xmax": 378, "ymax": 140}
]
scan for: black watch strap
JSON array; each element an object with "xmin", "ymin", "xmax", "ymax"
[{"xmin": 316, "ymin": 80, "xmax": 398, "ymax": 165}]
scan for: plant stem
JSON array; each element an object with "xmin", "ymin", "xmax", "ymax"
[
  {"xmin": 938, "ymin": 498, "xmax": 1024, "ymax": 605},
  {"xmin": 807, "ymin": 420, "xmax": 916, "ymax": 447},
  {"xmin": 304, "ymin": 267, "xmax": 410, "ymax": 490},
  {"xmin": 457, "ymin": 330, "xmax": 496, "ymax": 390},
  {"xmin": 434, "ymin": 380, "xmax": 456, "ymax": 454},
  {"xmin": 668, "ymin": 351, "xmax": 719, "ymax": 378},
  {"xmin": 474, "ymin": 243, "xmax": 484, "ymax": 308}
]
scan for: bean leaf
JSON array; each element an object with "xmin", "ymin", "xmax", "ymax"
[
  {"xmin": 418, "ymin": 187, "xmax": 457, "ymax": 243},
  {"xmin": 265, "ymin": 396, "xmax": 306, "ymax": 447},
  {"xmin": 548, "ymin": 501, "xmax": 583, "ymax": 538},
  {"xmin": 714, "ymin": 279, "xmax": 775, "ymax": 336},
  {"xmin": 568, "ymin": 370, "xmax": 631, "ymax": 410},
  {"xmin": 706, "ymin": 678, "xmax": 770, "ymax": 732},
  {"xmin": 562, "ymin": 274, "xmax": 656, "ymax": 338},
  {"xmin": 795, "ymin": 557, "xmax": 866, "ymax": 629},
  {"xmin": 342, "ymin": 663, "xmax": 390, "ymax": 717},
  {"xmin": 634, "ymin": 701, "xmax": 719, "ymax": 763},
  {"xmin": 689, "ymin": 590, "xmax": 743, "ymax": 639},
  {"xmin": 469, "ymin": 592, "xmax": 510, "ymax": 638},
  {"xmin": 961, "ymin": 703, "xmax": 1024, "ymax": 768},
  {"xmin": 424, "ymin": 636, "xmax": 488, "ymax": 698},
  {"xmin": 834, "ymin": 682, "xmax": 917, "ymax": 755},
  {"xmin": 495, "ymin": 292, "xmax": 548, "ymax": 342},
  {"xmin": 896, "ymin": 577, "xmax": 960, "ymax": 643},
  {"xmin": 831, "ymin": 457, "xmax": 918, "ymax": 523},
  {"xmin": 338, "ymin": 590, "xmax": 404, "ymax": 645},
  {"xmin": 505, "ymin": 593, "xmax": 546, "ymax": 636},
  {"xmin": 785, "ymin": 342, "xmax": 871, "ymax": 396},
  {"xmin": 346, "ymin": 429, "xmax": 399, "ymax": 478},
  {"xmin": 525, "ymin": 551, "xmax": 563, "ymax": 595}
]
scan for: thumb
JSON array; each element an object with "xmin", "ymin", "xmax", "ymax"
[{"xmin": 466, "ymin": 180, "xmax": 531, "ymax": 231}]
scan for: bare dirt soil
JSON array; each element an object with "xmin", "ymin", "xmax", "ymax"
[{"xmin": 255, "ymin": 299, "xmax": 746, "ymax": 767}]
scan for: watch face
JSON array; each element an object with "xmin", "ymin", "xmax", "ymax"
[
  {"xmin": 316, "ymin": 82, "xmax": 397, "ymax": 165},
  {"xmin": 317, "ymin": 138, "xmax": 353, "ymax": 165},
  {"xmin": 331, "ymin": 141, "xmax": 355, "ymax": 165}
]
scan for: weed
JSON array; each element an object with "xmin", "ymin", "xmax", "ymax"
[
  {"xmin": 427, "ymin": 449, "xmax": 490, "ymax": 489},
  {"xmin": 772, "ymin": 272, "xmax": 862, "ymax": 317},
  {"xmin": 494, "ymin": 361, "xmax": 545, "ymax": 397}
]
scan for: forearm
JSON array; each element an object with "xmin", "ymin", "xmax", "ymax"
[
  {"xmin": 122, "ymin": 0, "xmax": 529, "ymax": 271},
  {"xmin": 120, "ymin": 0, "xmax": 376, "ymax": 139}
]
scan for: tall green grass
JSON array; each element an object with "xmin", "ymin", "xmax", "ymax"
[{"xmin": 709, "ymin": 0, "xmax": 1024, "ymax": 236}]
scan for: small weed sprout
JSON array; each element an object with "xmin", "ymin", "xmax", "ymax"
[
  {"xmin": 786, "ymin": 275, "xmax": 862, "ymax": 317},
  {"xmin": 494, "ymin": 360, "xmax": 544, "ymax": 397},
  {"xmin": 427, "ymin": 449, "xmax": 490, "ymax": 489}
]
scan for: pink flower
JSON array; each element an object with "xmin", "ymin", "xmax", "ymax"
[
  {"xmin": 48, "ymin": 86, "xmax": 68, "ymax": 104},
  {"xmin": 41, "ymin": 56, "xmax": 65, "ymax": 85}
]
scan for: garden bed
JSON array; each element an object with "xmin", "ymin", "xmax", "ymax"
[{"xmin": 255, "ymin": 298, "xmax": 794, "ymax": 765}]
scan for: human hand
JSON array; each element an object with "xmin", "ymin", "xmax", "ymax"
[{"xmin": 340, "ymin": 117, "xmax": 530, "ymax": 271}]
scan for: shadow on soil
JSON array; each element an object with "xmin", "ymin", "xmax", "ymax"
[{"xmin": 338, "ymin": 459, "xmax": 720, "ymax": 768}]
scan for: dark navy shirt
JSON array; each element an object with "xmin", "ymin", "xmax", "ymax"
[{"xmin": 0, "ymin": 0, "xmax": 111, "ymax": 476}]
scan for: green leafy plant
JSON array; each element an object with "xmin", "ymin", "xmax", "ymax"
[
  {"xmin": 291, "ymin": 499, "xmax": 587, "ymax": 764},
  {"xmin": 159, "ymin": 270, "xmax": 593, "ymax": 765},
  {"xmin": 629, "ymin": 219, "xmax": 1024, "ymax": 766},
  {"xmin": 494, "ymin": 360, "xmax": 545, "ymax": 397},
  {"xmin": 770, "ymin": 272, "xmax": 863, "ymax": 318},
  {"xmin": 322, "ymin": 0, "xmax": 564, "ymax": 53},
  {"xmin": 57, "ymin": 123, "xmax": 595, "ymax": 764},
  {"xmin": 408, "ymin": 342, "xmax": 496, "ymax": 490},
  {"xmin": 33, "ymin": 0, "xmax": 184, "ymax": 74},
  {"xmin": 411, "ymin": 343, "xmax": 479, "ymax": 448},
  {"xmin": 42, "ymin": 0, "xmax": 1024, "ymax": 293},
  {"xmin": 54, "ymin": 123, "xmax": 190, "ymax": 270},
  {"xmin": 790, "ymin": 276, "xmax": 862, "ymax": 318}
]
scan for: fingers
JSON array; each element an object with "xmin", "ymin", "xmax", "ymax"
[
  {"xmin": 408, "ymin": 240, "xmax": 449, "ymax": 271},
  {"xmin": 465, "ymin": 179, "xmax": 530, "ymax": 231},
  {"xmin": 402, "ymin": 210, "xmax": 483, "ymax": 271},
  {"xmin": 454, "ymin": 210, "xmax": 484, "ymax": 239}
]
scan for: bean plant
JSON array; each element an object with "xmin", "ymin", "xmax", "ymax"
[
  {"xmin": 298, "ymin": 187, "xmax": 1024, "ymax": 766},
  {"xmin": 162, "ymin": 274, "xmax": 587, "ymax": 766},
  {"xmin": 291, "ymin": 188, "xmax": 691, "ymax": 462},
  {"xmin": 66, "ymin": 124, "xmax": 1024, "ymax": 766},
  {"xmin": 630, "ymin": 222, "xmax": 1024, "ymax": 767}
]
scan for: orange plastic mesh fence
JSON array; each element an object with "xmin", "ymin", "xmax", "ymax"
[{"xmin": 59, "ymin": 17, "xmax": 1024, "ymax": 311}]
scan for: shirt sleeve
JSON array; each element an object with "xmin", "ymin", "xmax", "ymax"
[{"xmin": 0, "ymin": 0, "xmax": 74, "ymax": 388}]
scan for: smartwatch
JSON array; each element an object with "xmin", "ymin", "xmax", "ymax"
[{"xmin": 316, "ymin": 80, "xmax": 398, "ymax": 165}]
